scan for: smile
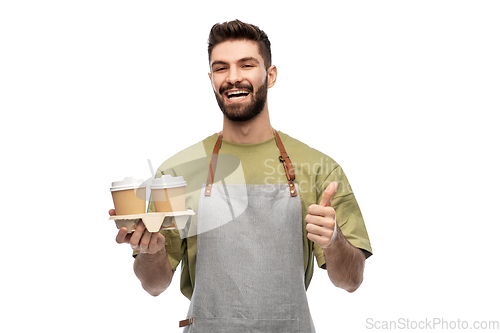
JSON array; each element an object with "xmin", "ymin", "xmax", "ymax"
[{"xmin": 225, "ymin": 90, "xmax": 250, "ymax": 102}]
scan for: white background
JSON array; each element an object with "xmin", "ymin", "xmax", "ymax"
[{"xmin": 2, "ymin": 1, "xmax": 499, "ymax": 332}]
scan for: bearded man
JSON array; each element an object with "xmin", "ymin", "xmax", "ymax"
[{"xmin": 112, "ymin": 19, "xmax": 372, "ymax": 333}]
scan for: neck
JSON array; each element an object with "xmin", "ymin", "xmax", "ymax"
[{"xmin": 221, "ymin": 104, "xmax": 274, "ymax": 144}]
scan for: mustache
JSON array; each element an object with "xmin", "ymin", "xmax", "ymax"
[{"xmin": 219, "ymin": 83, "xmax": 253, "ymax": 95}]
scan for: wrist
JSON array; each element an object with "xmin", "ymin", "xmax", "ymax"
[{"xmin": 138, "ymin": 246, "xmax": 167, "ymax": 260}]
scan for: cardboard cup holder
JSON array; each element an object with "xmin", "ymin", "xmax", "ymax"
[{"xmin": 109, "ymin": 210, "xmax": 195, "ymax": 233}]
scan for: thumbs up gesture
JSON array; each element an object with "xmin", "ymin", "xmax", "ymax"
[{"xmin": 305, "ymin": 182, "xmax": 339, "ymax": 248}]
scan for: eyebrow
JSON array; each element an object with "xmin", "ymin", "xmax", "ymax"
[
  {"xmin": 211, "ymin": 60, "xmax": 228, "ymax": 68},
  {"xmin": 238, "ymin": 57, "xmax": 260, "ymax": 64},
  {"xmin": 211, "ymin": 57, "xmax": 260, "ymax": 69}
]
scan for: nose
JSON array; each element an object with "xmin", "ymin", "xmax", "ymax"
[{"xmin": 226, "ymin": 66, "xmax": 242, "ymax": 85}]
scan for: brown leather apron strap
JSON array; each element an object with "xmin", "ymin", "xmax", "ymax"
[
  {"xmin": 204, "ymin": 132, "xmax": 223, "ymax": 196},
  {"xmin": 204, "ymin": 130, "xmax": 297, "ymax": 197},
  {"xmin": 179, "ymin": 317, "xmax": 193, "ymax": 327},
  {"xmin": 273, "ymin": 129, "xmax": 297, "ymax": 197}
]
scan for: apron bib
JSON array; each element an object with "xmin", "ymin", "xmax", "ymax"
[{"xmin": 181, "ymin": 131, "xmax": 315, "ymax": 333}]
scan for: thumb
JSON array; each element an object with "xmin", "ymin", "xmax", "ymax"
[{"xmin": 319, "ymin": 182, "xmax": 339, "ymax": 207}]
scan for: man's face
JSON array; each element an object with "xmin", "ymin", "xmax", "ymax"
[{"xmin": 209, "ymin": 40, "xmax": 274, "ymax": 122}]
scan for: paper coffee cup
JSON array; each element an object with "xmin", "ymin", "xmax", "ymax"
[
  {"xmin": 151, "ymin": 175, "xmax": 187, "ymax": 213},
  {"xmin": 110, "ymin": 177, "xmax": 147, "ymax": 215}
]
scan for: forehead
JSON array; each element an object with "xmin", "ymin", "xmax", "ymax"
[{"xmin": 210, "ymin": 39, "xmax": 264, "ymax": 65}]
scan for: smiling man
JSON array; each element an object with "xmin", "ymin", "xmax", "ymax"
[
  {"xmin": 208, "ymin": 33, "xmax": 277, "ymax": 143},
  {"xmin": 113, "ymin": 20, "xmax": 372, "ymax": 332},
  {"xmin": 210, "ymin": 40, "xmax": 272, "ymax": 123}
]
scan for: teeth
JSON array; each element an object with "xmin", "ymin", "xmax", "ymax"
[{"xmin": 227, "ymin": 90, "xmax": 248, "ymax": 96}]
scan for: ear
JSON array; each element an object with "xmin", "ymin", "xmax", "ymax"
[
  {"xmin": 208, "ymin": 72, "xmax": 216, "ymax": 91},
  {"xmin": 267, "ymin": 65, "xmax": 277, "ymax": 88}
]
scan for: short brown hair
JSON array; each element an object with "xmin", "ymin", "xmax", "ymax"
[{"xmin": 208, "ymin": 20, "xmax": 272, "ymax": 69}]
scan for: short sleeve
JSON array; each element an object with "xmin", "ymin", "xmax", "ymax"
[{"xmin": 160, "ymin": 229, "xmax": 185, "ymax": 271}]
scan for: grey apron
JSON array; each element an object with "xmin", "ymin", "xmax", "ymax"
[{"xmin": 181, "ymin": 131, "xmax": 315, "ymax": 333}]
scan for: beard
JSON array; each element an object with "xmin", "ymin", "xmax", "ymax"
[{"xmin": 214, "ymin": 78, "xmax": 268, "ymax": 122}]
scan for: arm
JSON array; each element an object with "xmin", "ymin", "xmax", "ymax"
[
  {"xmin": 111, "ymin": 209, "xmax": 174, "ymax": 296},
  {"xmin": 305, "ymin": 182, "xmax": 365, "ymax": 292},
  {"xmin": 322, "ymin": 223, "xmax": 365, "ymax": 292},
  {"xmin": 133, "ymin": 246, "xmax": 174, "ymax": 297}
]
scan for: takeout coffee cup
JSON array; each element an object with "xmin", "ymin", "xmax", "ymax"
[
  {"xmin": 110, "ymin": 177, "xmax": 146, "ymax": 215},
  {"xmin": 150, "ymin": 175, "xmax": 187, "ymax": 212}
]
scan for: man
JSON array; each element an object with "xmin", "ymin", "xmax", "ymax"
[{"xmin": 111, "ymin": 20, "xmax": 372, "ymax": 332}]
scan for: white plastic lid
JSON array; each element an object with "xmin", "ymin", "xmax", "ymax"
[
  {"xmin": 150, "ymin": 174, "xmax": 187, "ymax": 189},
  {"xmin": 110, "ymin": 177, "xmax": 145, "ymax": 192}
]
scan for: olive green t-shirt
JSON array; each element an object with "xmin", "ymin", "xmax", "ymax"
[{"xmin": 143, "ymin": 131, "xmax": 372, "ymax": 300}]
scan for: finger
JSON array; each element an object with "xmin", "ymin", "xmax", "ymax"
[
  {"xmin": 307, "ymin": 232, "xmax": 331, "ymax": 248},
  {"xmin": 154, "ymin": 233, "xmax": 166, "ymax": 252},
  {"xmin": 305, "ymin": 213, "xmax": 322, "ymax": 225},
  {"xmin": 140, "ymin": 229, "xmax": 152, "ymax": 253},
  {"xmin": 149, "ymin": 232, "xmax": 158, "ymax": 248},
  {"xmin": 306, "ymin": 222, "xmax": 334, "ymax": 239},
  {"xmin": 319, "ymin": 182, "xmax": 339, "ymax": 207},
  {"xmin": 129, "ymin": 221, "xmax": 146, "ymax": 249},
  {"xmin": 146, "ymin": 233, "xmax": 160, "ymax": 254},
  {"xmin": 308, "ymin": 204, "xmax": 336, "ymax": 219},
  {"xmin": 109, "ymin": 209, "xmax": 116, "ymax": 216},
  {"xmin": 116, "ymin": 227, "xmax": 129, "ymax": 244},
  {"xmin": 305, "ymin": 214, "xmax": 336, "ymax": 230}
]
